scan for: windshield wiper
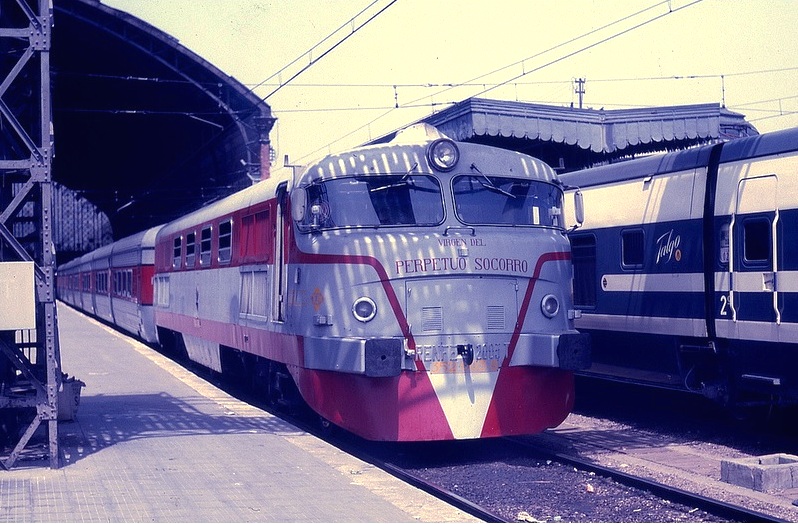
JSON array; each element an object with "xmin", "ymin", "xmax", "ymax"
[
  {"xmin": 369, "ymin": 162, "xmax": 419, "ymax": 192},
  {"xmin": 470, "ymin": 163, "xmax": 516, "ymax": 198}
]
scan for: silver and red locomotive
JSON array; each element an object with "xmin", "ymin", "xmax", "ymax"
[{"xmin": 59, "ymin": 124, "xmax": 589, "ymax": 441}]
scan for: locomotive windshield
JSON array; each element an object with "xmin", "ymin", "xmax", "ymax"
[
  {"xmin": 298, "ymin": 174, "xmax": 444, "ymax": 230},
  {"xmin": 453, "ymin": 175, "xmax": 564, "ymax": 228}
]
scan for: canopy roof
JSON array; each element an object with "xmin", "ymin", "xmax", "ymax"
[{"xmin": 375, "ymin": 98, "xmax": 758, "ymax": 172}]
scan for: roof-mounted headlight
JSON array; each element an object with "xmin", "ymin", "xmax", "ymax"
[{"xmin": 427, "ymin": 138, "xmax": 459, "ymax": 171}]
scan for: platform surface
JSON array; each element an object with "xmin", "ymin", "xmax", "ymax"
[{"xmin": 0, "ymin": 305, "xmax": 479, "ymax": 522}]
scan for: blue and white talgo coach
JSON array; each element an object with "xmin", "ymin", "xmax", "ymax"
[{"xmin": 559, "ymin": 126, "xmax": 798, "ymax": 408}]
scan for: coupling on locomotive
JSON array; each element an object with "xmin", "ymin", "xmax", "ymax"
[{"xmin": 58, "ymin": 124, "xmax": 591, "ymax": 441}]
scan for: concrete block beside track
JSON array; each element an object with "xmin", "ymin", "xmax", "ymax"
[{"xmin": 721, "ymin": 453, "xmax": 798, "ymax": 492}]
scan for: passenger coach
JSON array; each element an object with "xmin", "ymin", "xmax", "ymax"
[
  {"xmin": 57, "ymin": 226, "xmax": 162, "ymax": 343},
  {"xmin": 560, "ymin": 126, "xmax": 798, "ymax": 407}
]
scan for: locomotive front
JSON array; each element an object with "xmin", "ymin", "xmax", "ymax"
[{"xmin": 286, "ymin": 125, "xmax": 590, "ymax": 440}]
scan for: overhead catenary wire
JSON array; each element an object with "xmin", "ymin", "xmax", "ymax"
[
  {"xmin": 292, "ymin": 0, "xmax": 708, "ymax": 164},
  {"xmin": 250, "ymin": 0, "xmax": 399, "ymax": 101}
]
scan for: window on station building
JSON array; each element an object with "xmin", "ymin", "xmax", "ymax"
[
  {"xmin": 218, "ymin": 219, "xmax": 233, "ymax": 263},
  {"xmin": 200, "ymin": 226, "xmax": 212, "ymax": 266}
]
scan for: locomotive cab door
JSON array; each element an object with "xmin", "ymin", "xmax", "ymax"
[
  {"xmin": 272, "ymin": 182, "xmax": 289, "ymax": 323},
  {"xmin": 727, "ymin": 174, "xmax": 780, "ymax": 336}
]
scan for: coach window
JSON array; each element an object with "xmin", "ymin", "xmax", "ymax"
[
  {"xmin": 96, "ymin": 272, "xmax": 108, "ymax": 293},
  {"xmin": 172, "ymin": 236, "xmax": 182, "ymax": 268},
  {"xmin": 742, "ymin": 217, "xmax": 771, "ymax": 267},
  {"xmin": 218, "ymin": 220, "xmax": 233, "ymax": 263},
  {"xmin": 621, "ymin": 229, "xmax": 644, "ymax": 269},
  {"xmin": 200, "ymin": 226, "xmax": 212, "ymax": 266},
  {"xmin": 125, "ymin": 270, "xmax": 132, "ymax": 298},
  {"xmin": 185, "ymin": 232, "xmax": 196, "ymax": 268}
]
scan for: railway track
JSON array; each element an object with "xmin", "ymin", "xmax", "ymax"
[
  {"xmin": 267, "ymin": 405, "xmax": 786, "ymax": 522},
  {"xmin": 510, "ymin": 437, "xmax": 785, "ymax": 523},
  {"xmin": 193, "ymin": 363, "xmax": 796, "ymax": 522}
]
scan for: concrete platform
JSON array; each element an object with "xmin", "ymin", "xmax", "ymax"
[{"xmin": 0, "ymin": 305, "xmax": 479, "ymax": 522}]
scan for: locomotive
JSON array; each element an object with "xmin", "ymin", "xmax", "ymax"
[
  {"xmin": 58, "ymin": 124, "xmax": 590, "ymax": 441},
  {"xmin": 559, "ymin": 126, "xmax": 798, "ymax": 408}
]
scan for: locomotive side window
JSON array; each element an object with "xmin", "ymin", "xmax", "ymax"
[
  {"xmin": 297, "ymin": 175, "xmax": 444, "ymax": 231},
  {"xmin": 452, "ymin": 176, "xmax": 564, "ymax": 227},
  {"xmin": 172, "ymin": 236, "xmax": 182, "ymax": 268},
  {"xmin": 218, "ymin": 219, "xmax": 233, "ymax": 263},
  {"xmin": 240, "ymin": 270, "xmax": 269, "ymax": 318},
  {"xmin": 621, "ymin": 229, "xmax": 644, "ymax": 269},
  {"xmin": 200, "ymin": 226, "xmax": 212, "ymax": 266},
  {"xmin": 240, "ymin": 210, "xmax": 271, "ymax": 261},
  {"xmin": 154, "ymin": 276, "xmax": 169, "ymax": 307},
  {"xmin": 570, "ymin": 234, "xmax": 597, "ymax": 308},
  {"xmin": 185, "ymin": 232, "xmax": 196, "ymax": 268},
  {"xmin": 742, "ymin": 217, "xmax": 771, "ymax": 265}
]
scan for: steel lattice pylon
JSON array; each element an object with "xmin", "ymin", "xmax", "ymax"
[{"xmin": 0, "ymin": 0, "xmax": 61, "ymax": 469}]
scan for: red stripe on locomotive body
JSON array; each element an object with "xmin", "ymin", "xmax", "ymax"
[
  {"xmin": 291, "ymin": 251, "xmax": 416, "ymax": 354},
  {"xmin": 507, "ymin": 251, "xmax": 572, "ymax": 362},
  {"xmin": 156, "ymin": 310, "xmax": 304, "ymax": 367}
]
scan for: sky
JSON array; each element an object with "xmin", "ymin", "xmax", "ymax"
[{"xmin": 101, "ymin": 0, "xmax": 798, "ymax": 174}]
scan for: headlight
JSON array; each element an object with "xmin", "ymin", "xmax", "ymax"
[
  {"xmin": 541, "ymin": 294, "xmax": 560, "ymax": 318},
  {"xmin": 352, "ymin": 297, "xmax": 377, "ymax": 322},
  {"xmin": 427, "ymin": 138, "xmax": 459, "ymax": 171}
]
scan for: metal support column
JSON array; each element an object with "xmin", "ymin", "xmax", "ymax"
[{"xmin": 0, "ymin": 0, "xmax": 60, "ymax": 469}]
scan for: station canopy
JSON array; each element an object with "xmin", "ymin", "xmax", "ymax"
[
  {"xmin": 375, "ymin": 98, "xmax": 758, "ymax": 173},
  {"xmin": 47, "ymin": 0, "xmax": 274, "ymax": 261}
]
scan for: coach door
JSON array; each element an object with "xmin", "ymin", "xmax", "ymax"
[{"xmin": 727, "ymin": 174, "xmax": 780, "ymax": 334}]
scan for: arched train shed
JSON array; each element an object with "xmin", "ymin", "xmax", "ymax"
[{"xmin": 49, "ymin": 0, "xmax": 274, "ymax": 262}]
